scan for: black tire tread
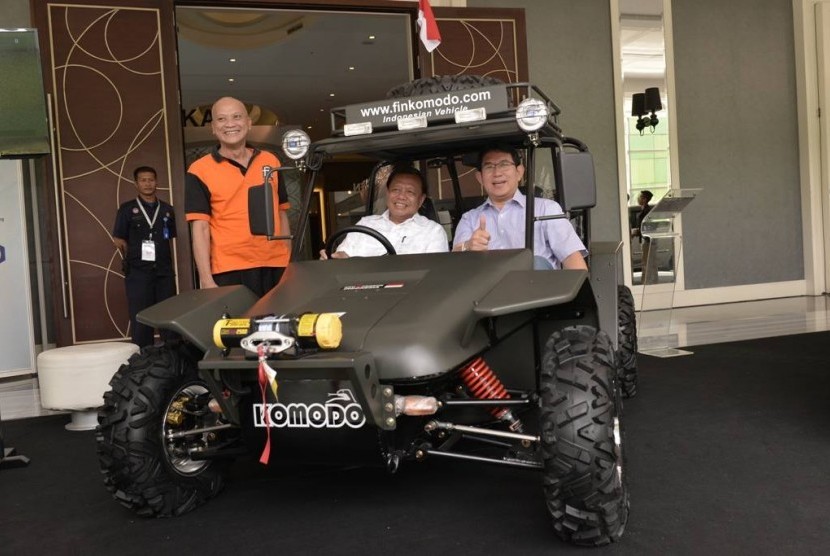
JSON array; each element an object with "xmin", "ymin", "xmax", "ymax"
[
  {"xmin": 386, "ymin": 74, "xmax": 504, "ymax": 98},
  {"xmin": 96, "ymin": 346, "xmax": 226, "ymax": 517},
  {"xmin": 617, "ymin": 285, "xmax": 638, "ymax": 398},
  {"xmin": 540, "ymin": 325, "xmax": 628, "ymax": 546}
]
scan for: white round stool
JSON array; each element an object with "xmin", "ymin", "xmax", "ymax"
[{"xmin": 37, "ymin": 342, "xmax": 139, "ymax": 431}]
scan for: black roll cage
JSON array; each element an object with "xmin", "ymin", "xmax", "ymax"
[{"xmin": 288, "ymin": 82, "xmax": 595, "ymax": 262}]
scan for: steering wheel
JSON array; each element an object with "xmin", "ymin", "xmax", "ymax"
[{"xmin": 324, "ymin": 225, "xmax": 397, "ymax": 258}]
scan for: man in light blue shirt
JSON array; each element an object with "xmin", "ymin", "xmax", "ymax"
[{"xmin": 452, "ymin": 145, "xmax": 588, "ymax": 270}]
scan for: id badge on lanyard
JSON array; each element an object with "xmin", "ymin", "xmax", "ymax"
[
  {"xmin": 136, "ymin": 199, "xmax": 160, "ymax": 262},
  {"xmin": 141, "ymin": 240, "xmax": 156, "ymax": 261}
]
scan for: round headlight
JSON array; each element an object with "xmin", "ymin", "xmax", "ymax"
[
  {"xmin": 282, "ymin": 129, "xmax": 311, "ymax": 160},
  {"xmin": 515, "ymin": 98, "xmax": 549, "ymax": 132}
]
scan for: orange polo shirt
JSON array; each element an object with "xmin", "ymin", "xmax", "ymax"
[{"xmin": 185, "ymin": 147, "xmax": 291, "ymax": 274}]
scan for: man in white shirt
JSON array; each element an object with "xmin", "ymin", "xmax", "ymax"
[
  {"xmin": 321, "ymin": 166, "xmax": 449, "ymax": 258},
  {"xmin": 452, "ymin": 145, "xmax": 588, "ymax": 270}
]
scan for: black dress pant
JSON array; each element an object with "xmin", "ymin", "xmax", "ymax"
[
  {"xmin": 125, "ymin": 270, "xmax": 177, "ymax": 347},
  {"xmin": 212, "ymin": 266, "xmax": 285, "ymax": 297}
]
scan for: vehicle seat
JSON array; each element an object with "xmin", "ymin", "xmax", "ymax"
[{"xmin": 419, "ymin": 196, "xmax": 440, "ymax": 222}]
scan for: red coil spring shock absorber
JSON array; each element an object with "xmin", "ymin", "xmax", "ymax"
[{"xmin": 459, "ymin": 357, "xmax": 523, "ymax": 432}]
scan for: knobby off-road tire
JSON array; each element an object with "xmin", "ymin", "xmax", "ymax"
[
  {"xmin": 386, "ymin": 74, "xmax": 504, "ymax": 98},
  {"xmin": 96, "ymin": 346, "xmax": 228, "ymax": 517},
  {"xmin": 617, "ymin": 285, "xmax": 638, "ymax": 398},
  {"xmin": 540, "ymin": 325, "xmax": 629, "ymax": 546}
]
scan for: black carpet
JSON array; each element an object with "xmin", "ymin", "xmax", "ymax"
[{"xmin": 2, "ymin": 332, "xmax": 829, "ymax": 555}]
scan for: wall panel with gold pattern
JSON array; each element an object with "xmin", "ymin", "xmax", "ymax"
[
  {"xmin": 34, "ymin": 1, "xmax": 184, "ymax": 345},
  {"xmin": 425, "ymin": 8, "xmax": 527, "ymax": 84},
  {"xmin": 422, "ymin": 7, "xmax": 528, "ymax": 199}
]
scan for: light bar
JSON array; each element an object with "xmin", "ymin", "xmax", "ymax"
[
  {"xmin": 397, "ymin": 115, "xmax": 428, "ymax": 131},
  {"xmin": 454, "ymin": 108, "xmax": 487, "ymax": 124},
  {"xmin": 343, "ymin": 122, "xmax": 373, "ymax": 136}
]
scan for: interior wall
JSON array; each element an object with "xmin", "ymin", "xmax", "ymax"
[
  {"xmin": 15, "ymin": 0, "xmax": 808, "ymax": 304},
  {"xmin": 32, "ymin": 0, "xmax": 185, "ymax": 345},
  {"xmin": 672, "ymin": 0, "xmax": 803, "ymax": 288},
  {"xmin": 4, "ymin": 0, "xmax": 30, "ymax": 26},
  {"xmin": 468, "ymin": 0, "xmax": 621, "ymax": 243},
  {"xmin": 4, "ymin": 1, "xmax": 57, "ymax": 349}
]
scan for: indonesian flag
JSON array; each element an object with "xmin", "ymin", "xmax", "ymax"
[{"xmin": 417, "ymin": 0, "xmax": 442, "ymax": 53}]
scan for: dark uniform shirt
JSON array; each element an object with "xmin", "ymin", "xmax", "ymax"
[{"xmin": 113, "ymin": 198, "xmax": 177, "ymax": 275}]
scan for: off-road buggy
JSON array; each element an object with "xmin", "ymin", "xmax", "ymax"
[{"xmin": 97, "ymin": 76, "xmax": 638, "ymax": 546}]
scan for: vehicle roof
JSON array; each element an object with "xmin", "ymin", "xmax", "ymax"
[
  {"xmin": 309, "ymin": 119, "xmax": 561, "ymax": 162},
  {"xmin": 306, "ymin": 82, "xmax": 565, "ymax": 163}
]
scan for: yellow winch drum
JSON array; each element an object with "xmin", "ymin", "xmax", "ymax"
[{"xmin": 213, "ymin": 313, "xmax": 342, "ymax": 350}]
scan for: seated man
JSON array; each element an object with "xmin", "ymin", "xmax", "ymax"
[
  {"xmin": 452, "ymin": 145, "xmax": 588, "ymax": 270},
  {"xmin": 321, "ymin": 165, "xmax": 449, "ymax": 258}
]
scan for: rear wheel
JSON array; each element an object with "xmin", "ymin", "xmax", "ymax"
[
  {"xmin": 96, "ymin": 346, "xmax": 230, "ymax": 517},
  {"xmin": 539, "ymin": 325, "xmax": 628, "ymax": 546},
  {"xmin": 617, "ymin": 285, "xmax": 638, "ymax": 398}
]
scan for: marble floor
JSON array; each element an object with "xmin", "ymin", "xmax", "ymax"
[
  {"xmin": 636, "ymin": 294, "xmax": 830, "ymax": 351},
  {"xmin": 1, "ymin": 295, "xmax": 828, "ymax": 423}
]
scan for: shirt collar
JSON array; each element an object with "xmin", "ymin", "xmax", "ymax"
[
  {"xmin": 210, "ymin": 144, "xmax": 261, "ymax": 163},
  {"xmin": 381, "ymin": 210, "xmax": 419, "ymax": 226},
  {"xmin": 484, "ymin": 189, "xmax": 525, "ymax": 209}
]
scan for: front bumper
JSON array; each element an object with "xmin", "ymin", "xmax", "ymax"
[{"xmin": 198, "ymin": 348, "xmax": 396, "ymax": 430}]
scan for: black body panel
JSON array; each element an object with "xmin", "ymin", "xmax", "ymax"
[{"xmin": 228, "ymin": 249, "xmax": 586, "ymax": 380}]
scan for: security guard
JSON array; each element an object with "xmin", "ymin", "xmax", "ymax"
[{"xmin": 112, "ymin": 166, "xmax": 177, "ymax": 347}]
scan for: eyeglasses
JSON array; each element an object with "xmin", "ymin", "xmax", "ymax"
[{"xmin": 480, "ymin": 160, "xmax": 517, "ymax": 173}]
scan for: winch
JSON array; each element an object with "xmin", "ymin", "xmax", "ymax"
[{"xmin": 213, "ymin": 313, "xmax": 343, "ymax": 356}]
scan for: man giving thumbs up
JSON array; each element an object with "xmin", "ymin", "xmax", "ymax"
[{"xmin": 452, "ymin": 145, "xmax": 587, "ymax": 270}]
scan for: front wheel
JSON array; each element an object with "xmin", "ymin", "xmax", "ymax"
[
  {"xmin": 539, "ymin": 326, "xmax": 629, "ymax": 546},
  {"xmin": 96, "ymin": 346, "xmax": 230, "ymax": 517}
]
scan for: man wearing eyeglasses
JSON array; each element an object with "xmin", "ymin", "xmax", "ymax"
[{"xmin": 452, "ymin": 145, "xmax": 588, "ymax": 270}]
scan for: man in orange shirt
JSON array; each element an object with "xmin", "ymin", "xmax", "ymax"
[{"xmin": 185, "ymin": 97, "xmax": 291, "ymax": 296}]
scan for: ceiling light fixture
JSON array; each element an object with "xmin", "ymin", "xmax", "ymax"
[
  {"xmin": 228, "ymin": 78, "xmax": 235, "ymax": 83},
  {"xmin": 329, "ymin": 93, "xmax": 335, "ymax": 97},
  {"xmin": 229, "ymin": 58, "xmax": 236, "ymax": 63},
  {"xmin": 368, "ymin": 35, "xmax": 375, "ymax": 40}
]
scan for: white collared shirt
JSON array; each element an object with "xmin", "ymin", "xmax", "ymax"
[{"xmin": 336, "ymin": 211, "xmax": 449, "ymax": 257}]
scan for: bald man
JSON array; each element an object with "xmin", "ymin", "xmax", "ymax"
[{"xmin": 185, "ymin": 97, "xmax": 292, "ymax": 296}]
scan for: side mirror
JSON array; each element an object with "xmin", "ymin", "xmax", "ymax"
[
  {"xmin": 248, "ymin": 164, "xmax": 279, "ymax": 237},
  {"xmin": 248, "ymin": 130, "xmax": 310, "ymax": 239},
  {"xmin": 557, "ymin": 148, "xmax": 596, "ymax": 212}
]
